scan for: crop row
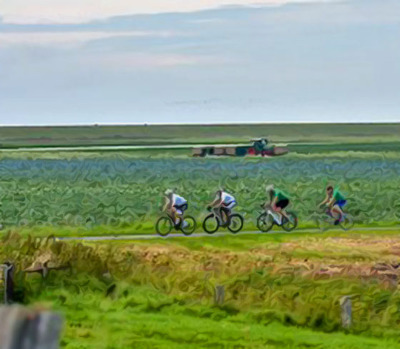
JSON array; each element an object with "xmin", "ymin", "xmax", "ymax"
[{"xmin": 0, "ymin": 155, "xmax": 399, "ymax": 228}]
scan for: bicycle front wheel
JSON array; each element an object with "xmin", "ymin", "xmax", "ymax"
[
  {"xmin": 203, "ymin": 214, "xmax": 220, "ymax": 234},
  {"xmin": 257, "ymin": 212, "xmax": 274, "ymax": 232},
  {"xmin": 228, "ymin": 214, "xmax": 244, "ymax": 234},
  {"xmin": 181, "ymin": 215, "xmax": 197, "ymax": 235},
  {"xmin": 156, "ymin": 216, "xmax": 173, "ymax": 236}
]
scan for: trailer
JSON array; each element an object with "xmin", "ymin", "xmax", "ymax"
[{"xmin": 192, "ymin": 138, "xmax": 289, "ymax": 157}]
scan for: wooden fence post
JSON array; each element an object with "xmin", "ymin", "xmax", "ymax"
[
  {"xmin": 214, "ymin": 285, "xmax": 225, "ymax": 306},
  {"xmin": 340, "ymin": 296, "xmax": 352, "ymax": 329},
  {"xmin": 0, "ymin": 306, "xmax": 63, "ymax": 349},
  {"xmin": 1, "ymin": 263, "xmax": 15, "ymax": 304}
]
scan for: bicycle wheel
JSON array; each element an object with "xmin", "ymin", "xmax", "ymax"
[
  {"xmin": 228, "ymin": 213, "xmax": 244, "ymax": 233},
  {"xmin": 257, "ymin": 212, "xmax": 274, "ymax": 232},
  {"xmin": 340, "ymin": 215, "xmax": 354, "ymax": 231},
  {"xmin": 181, "ymin": 215, "xmax": 196, "ymax": 235},
  {"xmin": 203, "ymin": 214, "xmax": 220, "ymax": 234},
  {"xmin": 156, "ymin": 216, "xmax": 173, "ymax": 236},
  {"xmin": 281, "ymin": 211, "xmax": 298, "ymax": 232},
  {"xmin": 315, "ymin": 215, "xmax": 331, "ymax": 232}
]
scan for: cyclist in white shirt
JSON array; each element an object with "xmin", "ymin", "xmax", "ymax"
[
  {"xmin": 163, "ymin": 189, "xmax": 188, "ymax": 227},
  {"xmin": 208, "ymin": 188, "xmax": 236, "ymax": 224}
]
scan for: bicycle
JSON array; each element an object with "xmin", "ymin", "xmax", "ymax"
[
  {"xmin": 315, "ymin": 208, "xmax": 354, "ymax": 232},
  {"xmin": 155, "ymin": 213, "xmax": 196, "ymax": 236},
  {"xmin": 203, "ymin": 207, "xmax": 244, "ymax": 234},
  {"xmin": 257, "ymin": 204, "xmax": 298, "ymax": 232}
]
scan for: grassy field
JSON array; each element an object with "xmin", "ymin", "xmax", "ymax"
[
  {"xmin": 1, "ymin": 123, "xmax": 399, "ymax": 348},
  {"xmin": 3, "ymin": 230, "xmax": 400, "ymax": 348},
  {"xmin": 1, "ymin": 123, "xmax": 400, "ymax": 148}
]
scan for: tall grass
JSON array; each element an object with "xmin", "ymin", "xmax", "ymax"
[{"xmin": 3, "ymin": 231, "xmax": 400, "ymax": 343}]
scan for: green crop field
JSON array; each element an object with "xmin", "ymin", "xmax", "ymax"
[{"xmin": 0, "ymin": 150, "xmax": 399, "ymax": 234}]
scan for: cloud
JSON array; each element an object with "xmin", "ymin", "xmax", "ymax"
[
  {"xmin": 90, "ymin": 52, "xmax": 228, "ymax": 69},
  {"xmin": 0, "ymin": 31, "xmax": 177, "ymax": 48},
  {"xmin": 0, "ymin": 0, "xmax": 338, "ymax": 24},
  {"xmin": 0, "ymin": 0, "xmax": 399, "ymax": 124}
]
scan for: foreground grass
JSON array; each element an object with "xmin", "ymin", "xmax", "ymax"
[
  {"xmin": 39, "ymin": 285, "xmax": 399, "ymax": 349},
  {"xmin": 3, "ymin": 229, "xmax": 400, "ymax": 348}
]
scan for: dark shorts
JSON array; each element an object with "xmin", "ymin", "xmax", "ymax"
[
  {"xmin": 335, "ymin": 200, "xmax": 347, "ymax": 208},
  {"xmin": 276, "ymin": 199, "xmax": 289, "ymax": 209},
  {"xmin": 174, "ymin": 203, "xmax": 188, "ymax": 212}
]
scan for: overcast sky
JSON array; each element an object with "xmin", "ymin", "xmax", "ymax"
[{"xmin": 1, "ymin": 0, "xmax": 399, "ymax": 125}]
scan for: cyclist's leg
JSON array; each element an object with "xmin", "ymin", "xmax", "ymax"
[
  {"xmin": 220, "ymin": 206, "xmax": 229, "ymax": 224},
  {"xmin": 336, "ymin": 200, "xmax": 346, "ymax": 221},
  {"xmin": 180, "ymin": 204, "xmax": 188, "ymax": 227},
  {"xmin": 171, "ymin": 206, "xmax": 180, "ymax": 225},
  {"xmin": 224, "ymin": 201, "xmax": 236, "ymax": 219},
  {"xmin": 214, "ymin": 206, "xmax": 223, "ymax": 221},
  {"xmin": 332, "ymin": 203, "xmax": 344, "ymax": 224},
  {"xmin": 275, "ymin": 199, "xmax": 290, "ymax": 222}
]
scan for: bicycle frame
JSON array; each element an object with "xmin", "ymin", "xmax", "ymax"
[
  {"xmin": 166, "ymin": 212, "xmax": 182, "ymax": 228},
  {"xmin": 324, "ymin": 209, "xmax": 345, "ymax": 222},
  {"xmin": 211, "ymin": 207, "xmax": 230, "ymax": 225},
  {"xmin": 264, "ymin": 204, "xmax": 283, "ymax": 225}
]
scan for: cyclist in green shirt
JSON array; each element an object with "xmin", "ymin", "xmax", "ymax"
[
  {"xmin": 319, "ymin": 185, "xmax": 347, "ymax": 225},
  {"xmin": 264, "ymin": 185, "xmax": 291, "ymax": 223}
]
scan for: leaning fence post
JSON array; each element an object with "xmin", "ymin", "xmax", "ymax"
[
  {"xmin": 214, "ymin": 285, "xmax": 225, "ymax": 306},
  {"xmin": 340, "ymin": 296, "xmax": 352, "ymax": 329},
  {"xmin": 1, "ymin": 263, "xmax": 15, "ymax": 304}
]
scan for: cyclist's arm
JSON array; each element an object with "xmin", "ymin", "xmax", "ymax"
[
  {"xmin": 271, "ymin": 196, "xmax": 278, "ymax": 210},
  {"xmin": 319, "ymin": 195, "xmax": 330, "ymax": 207},
  {"xmin": 209, "ymin": 196, "xmax": 222, "ymax": 207},
  {"xmin": 327, "ymin": 197, "xmax": 336, "ymax": 208},
  {"xmin": 162, "ymin": 197, "xmax": 171, "ymax": 211}
]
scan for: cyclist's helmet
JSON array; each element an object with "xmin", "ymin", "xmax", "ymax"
[
  {"xmin": 216, "ymin": 187, "xmax": 225, "ymax": 196},
  {"xmin": 165, "ymin": 189, "xmax": 173, "ymax": 196},
  {"xmin": 265, "ymin": 184, "xmax": 274, "ymax": 193}
]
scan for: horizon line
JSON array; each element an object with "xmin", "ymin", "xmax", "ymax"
[{"xmin": 1, "ymin": 120, "xmax": 400, "ymax": 128}]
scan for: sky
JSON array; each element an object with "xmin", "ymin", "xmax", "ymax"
[{"xmin": 0, "ymin": 0, "xmax": 400, "ymax": 125}]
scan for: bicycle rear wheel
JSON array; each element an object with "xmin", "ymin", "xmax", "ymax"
[
  {"xmin": 181, "ymin": 215, "xmax": 196, "ymax": 235},
  {"xmin": 156, "ymin": 216, "xmax": 173, "ymax": 236},
  {"xmin": 203, "ymin": 214, "xmax": 220, "ymax": 234},
  {"xmin": 228, "ymin": 213, "xmax": 244, "ymax": 233},
  {"xmin": 257, "ymin": 212, "xmax": 274, "ymax": 232},
  {"xmin": 281, "ymin": 211, "xmax": 298, "ymax": 232}
]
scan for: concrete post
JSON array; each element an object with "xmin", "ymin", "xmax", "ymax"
[
  {"xmin": 214, "ymin": 285, "xmax": 225, "ymax": 306},
  {"xmin": 340, "ymin": 296, "xmax": 352, "ymax": 329}
]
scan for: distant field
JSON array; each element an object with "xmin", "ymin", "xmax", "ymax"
[{"xmin": 1, "ymin": 123, "xmax": 400, "ymax": 148}]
